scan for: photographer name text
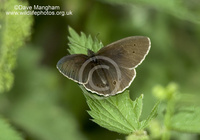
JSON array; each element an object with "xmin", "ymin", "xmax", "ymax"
[
  {"xmin": 6, "ymin": 5, "xmax": 73, "ymax": 16},
  {"xmin": 14, "ymin": 5, "xmax": 61, "ymax": 11}
]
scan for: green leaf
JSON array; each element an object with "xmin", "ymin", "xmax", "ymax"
[
  {"xmin": 67, "ymin": 26, "xmax": 103, "ymax": 55},
  {"xmin": 152, "ymin": 83, "xmax": 200, "ymax": 138},
  {"xmin": 7, "ymin": 47, "xmax": 87, "ymax": 140},
  {"xmin": 84, "ymin": 90, "xmax": 159, "ymax": 134},
  {"xmin": 134, "ymin": 94, "xmax": 143, "ymax": 121},
  {"xmin": 140, "ymin": 101, "xmax": 160, "ymax": 130},
  {"xmin": 171, "ymin": 106, "xmax": 200, "ymax": 133},
  {"xmin": 85, "ymin": 91, "xmax": 136, "ymax": 134},
  {"xmin": 0, "ymin": 0, "xmax": 33, "ymax": 93},
  {"xmin": 0, "ymin": 117, "xmax": 24, "ymax": 140}
]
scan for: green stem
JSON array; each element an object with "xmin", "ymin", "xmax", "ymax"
[{"xmin": 162, "ymin": 98, "xmax": 175, "ymax": 140}]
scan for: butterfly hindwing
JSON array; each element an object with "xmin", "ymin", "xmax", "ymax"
[
  {"xmin": 83, "ymin": 59, "xmax": 136, "ymax": 96},
  {"xmin": 83, "ymin": 60, "xmax": 117, "ymax": 96}
]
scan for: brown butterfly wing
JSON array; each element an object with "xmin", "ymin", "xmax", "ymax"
[
  {"xmin": 83, "ymin": 36, "xmax": 150, "ymax": 96},
  {"xmin": 83, "ymin": 59, "xmax": 136, "ymax": 96},
  {"xmin": 118, "ymin": 67, "xmax": 136, "ymax": 93},
  {"xmin": 96, "ymin": 36, "xmax": 150, "ymax": 68},
  {"xmin": 57, "ymin": 54, "xmax": 93, "ymax": 84},
  {"xmin": 57, "ymin": 36, "xmax": 150, "ymax": 96}
]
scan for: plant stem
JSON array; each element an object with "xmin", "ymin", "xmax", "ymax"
[{"xmin": 162, "ymin": 98, "xmax": 175, "ymax": 140}]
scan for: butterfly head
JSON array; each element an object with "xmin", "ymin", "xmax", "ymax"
[{"xmin": 87, "ymin": 49, "xmax": 95, "ymax": 57}]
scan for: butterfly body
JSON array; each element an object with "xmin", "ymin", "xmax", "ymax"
[{"xmin": 57, "ymin": 36, "xmax": 151, "ymax": 96}]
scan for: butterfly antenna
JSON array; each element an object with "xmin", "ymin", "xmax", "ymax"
[{"xmin": 95, "ymin": 32, "xmax": 100, "ymax": 38}]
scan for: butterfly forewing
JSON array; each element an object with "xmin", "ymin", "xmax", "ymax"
[
  {"xmin": 57, "ymin": 54, "xmax": 92, "ymax": 84},
  {"xmin": 96, "ymin": 36, "xmax": 150, "ymax": 69}
]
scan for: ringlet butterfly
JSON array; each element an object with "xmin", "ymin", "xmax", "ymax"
[{"xmin": 57, "ymin": 36, "xmax": 151, "ymax": 96}]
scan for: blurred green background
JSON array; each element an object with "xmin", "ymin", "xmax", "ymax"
[{"xmin": 0, "ymin": 0, "xmax": 200, "ymax": 140}]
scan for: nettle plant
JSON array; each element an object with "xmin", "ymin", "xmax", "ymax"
[
  {"xmin": 62, "ymin": 27, "xmax": 200, "ymax": 140},
  {"xmin": 64, "ymin": 27, "xmax": 159, "ymax": 140}
]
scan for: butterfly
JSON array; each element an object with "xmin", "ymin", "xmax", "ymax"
[{"xmin": 57, "ymin": 36, "xmax": 151, "ymax": 96}]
